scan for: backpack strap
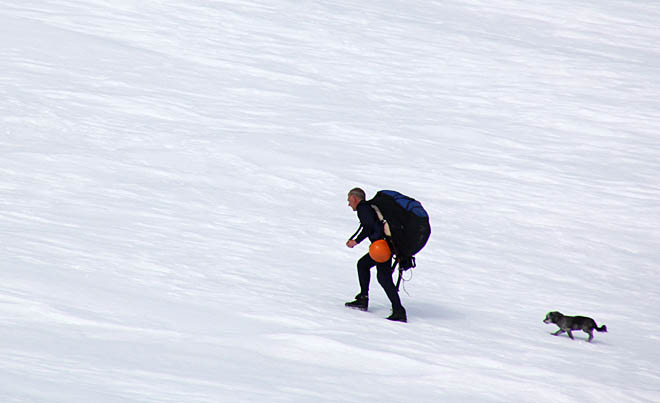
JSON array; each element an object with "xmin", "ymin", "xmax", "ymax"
[{"xmin": 370, "ymin": 204, "xmax": 392, "ymax": 237}]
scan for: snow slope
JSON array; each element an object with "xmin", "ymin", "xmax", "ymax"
[{"xmin": 2, "ymin": 0, "xmax": 660, "ymax": 402}]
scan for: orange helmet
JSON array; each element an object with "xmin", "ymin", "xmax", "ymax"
[{"xmin": 369, "ymin": 239, "xmax": 392, "ymax": 263}]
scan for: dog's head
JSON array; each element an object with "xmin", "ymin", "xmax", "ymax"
[{"xmin": 543, "ymin": 311, "xmax": 563, "ymax": 324}]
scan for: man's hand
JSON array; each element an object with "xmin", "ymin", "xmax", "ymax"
[{"xmin": 346, "ymin": 240, "xmax": 358, "ymax": 248}]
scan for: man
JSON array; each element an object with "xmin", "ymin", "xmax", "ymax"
[{"xmin": 345, "ymin": 187, "xmax": 407, "ymax": 322}]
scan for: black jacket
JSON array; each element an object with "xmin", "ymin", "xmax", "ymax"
[{"xmin": 354, "ymin": 201, "xmax": 385, "ymax": 244}]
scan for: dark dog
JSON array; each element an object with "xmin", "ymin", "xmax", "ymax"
[{"xmin": 543, "ymin": 311, "xmax": 607, "ymax": 342}]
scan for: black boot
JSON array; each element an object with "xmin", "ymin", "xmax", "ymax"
[
  {"xmin": 386, "ymin": 307, "xmax": 407, "ymax": 322},
  {"xmin": 345, "ymin": 293, "xmax": 368, "ymax": 311}
]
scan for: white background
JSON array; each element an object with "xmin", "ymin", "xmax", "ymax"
[{"xmin": 2, "ymin": 1, "xmax": 659, "ymax": 402}]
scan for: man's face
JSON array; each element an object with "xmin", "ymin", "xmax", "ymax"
[{"xmin": 347, "ymin": 195, "xmax": 360, "ymax": 211}]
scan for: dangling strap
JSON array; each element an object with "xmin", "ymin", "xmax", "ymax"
[
  {"xmin": 393, "ymin": 259, "xmax": 403, "ymax": 292},
  {"xmin": 398, "ymin": 268, "xmax": 413, "ymax": 295}
]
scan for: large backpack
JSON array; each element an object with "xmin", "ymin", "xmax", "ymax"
[{"xmin": 367, "ymin": 190, "xmax": 431, "ymax": 271}]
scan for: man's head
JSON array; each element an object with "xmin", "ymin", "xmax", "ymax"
[{"xmin": 347, "ymin": 187, "xmax": 366, "ymax": 211}]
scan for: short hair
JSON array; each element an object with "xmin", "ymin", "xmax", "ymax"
[{"xmin": 348, "ymin": 187, "xmax": 366, "ymax": 200}]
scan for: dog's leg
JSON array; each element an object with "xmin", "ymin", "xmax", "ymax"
[
  {"xmin": 552, "ymin": 329, "xmax": 565, "ymax": 336},
  {"xmin": 586, "ymin": 330, "xmax": 594, "ymax": 342},
  {"xmin": 567, "ymin": 330, "xmax": 574, "ymax": 339}
]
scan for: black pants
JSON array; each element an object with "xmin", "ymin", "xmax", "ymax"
[{"xmin": 357, "ymin": 254, "xmax": 403, "ymax": 310}]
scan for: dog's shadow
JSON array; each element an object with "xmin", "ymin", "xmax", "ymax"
[{"xmin": 549, "ymin": 332, "xmax": 608, "ymax": 345}]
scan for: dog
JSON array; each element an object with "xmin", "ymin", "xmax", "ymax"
[{"xmin": 543, "ymin": 311, "xmax": 607, "ymax": 342}]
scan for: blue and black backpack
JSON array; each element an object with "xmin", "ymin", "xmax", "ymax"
[{"xmin": 367, "ymin": 190, "xmax": 431, "ymax": 272}]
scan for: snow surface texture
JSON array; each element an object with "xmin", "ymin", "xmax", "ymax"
[{"xmin": 2, "ymin": 0, "xmax": 660, "ymax": 402}]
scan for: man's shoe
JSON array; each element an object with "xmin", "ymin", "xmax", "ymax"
[
  {"xmin": 386, "ymin": 307, "xmax": 407, "ymax": 323},
  {"xmin": 345, "ymin": 294, "xmax": 368, "ymax": 311}
]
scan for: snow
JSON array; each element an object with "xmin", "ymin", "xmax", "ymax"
[{"xmin": 2, "ymin": 0, "xmax": 660, "ymax": 401}]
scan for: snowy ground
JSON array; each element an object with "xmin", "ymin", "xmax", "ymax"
[{"xmin": 2, "ymin": 0, "xmax": 660, "ymax": 402}]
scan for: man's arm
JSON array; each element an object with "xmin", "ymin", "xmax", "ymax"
[{"xmin": 355, "ymin": 203, "xmax": 382, "ymax": 243}]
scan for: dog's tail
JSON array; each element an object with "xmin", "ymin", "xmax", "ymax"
[{"xmin": 596, "ymin": 324, "xmax": 607, "ymax": 333}]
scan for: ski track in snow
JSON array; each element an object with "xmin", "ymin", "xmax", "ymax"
[{"xmin": 1, "ymin": 0, "xmax": 660, "ymax": 402}]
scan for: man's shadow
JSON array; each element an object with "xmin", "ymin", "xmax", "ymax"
[{"xmin": 407, "ymin": 302, "xmax": 465, "ymax": 321}]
